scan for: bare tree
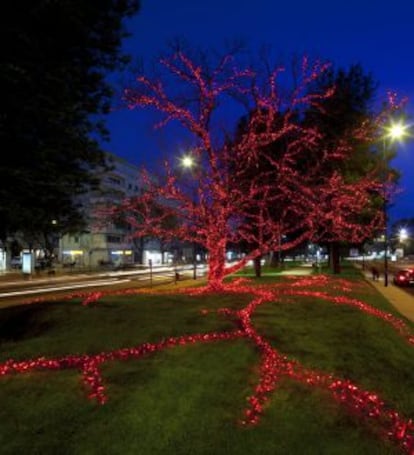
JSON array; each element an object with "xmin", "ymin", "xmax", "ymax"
[{"xmin": 119, "ymin": 47, "xmax": 396, "ymax": 288}]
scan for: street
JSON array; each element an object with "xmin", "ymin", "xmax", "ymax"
[{"xmin": 0, "ymin": 265, "xmax": 203, "ymax": 305}]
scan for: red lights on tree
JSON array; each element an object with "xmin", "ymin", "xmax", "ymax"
[{"xmin": 119, "ymin": 47, "xmax": 400, "ymax": 287}]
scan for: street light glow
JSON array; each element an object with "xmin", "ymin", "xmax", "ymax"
[
  {"xmin": 181, "ymin": 155, "xmax": 195, "ymax": 168},
  {"xmin": 399, "ymin": 228, "xmax": 408, "ymax": 242},
  {"xmin": 385, "ymin": 120, "xmax": 410, "ymax": 141},
  {"xmin": 381, "ymin": 118, "xmax": 411, "ymax": 287}
]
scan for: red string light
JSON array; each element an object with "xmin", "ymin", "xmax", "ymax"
[
  {"xmin": 1, "ymin": 276, "xmax": 412, "ymax": 452},
  {"xmin": 118, "ymin": 49, "xmax": 405, "ymax": 290}
]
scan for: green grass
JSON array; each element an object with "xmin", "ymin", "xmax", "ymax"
[
  {"xmin": 232, "ymin": 260, "xmax": 304, "ymax": 278},
  {"xmin": 0, "ymin": 271, "xmax": 413, "ymax": 454}
]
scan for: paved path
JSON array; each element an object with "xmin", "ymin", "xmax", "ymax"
[
  {"xmin": 364, "ymin": 275, "xmax": 414, "ymax": 323},
  {"xmin": 360, "ymin": 268, "xmax": 414, "ymax": 323},
  {"xmin": 279, "ymin": 267, "xmax": 313, "ymax": 276}
]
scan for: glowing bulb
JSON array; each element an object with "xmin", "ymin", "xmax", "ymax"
[
  {"xmin": 181, "ymin": 155, "xmax": 195, "ymax": 168},
  {"xmin": 399, "ymin": 228, "xmax": 408, "ymax": 241},
  {"xmin": 386, "ymin": 121, "xmax": 409, "ymax": 140}
]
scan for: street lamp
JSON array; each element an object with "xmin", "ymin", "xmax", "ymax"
[
  {"xmin": 181, "ymin": 155, "xmax": 195, "ymax": 169},
  {"xmin": 181, "ymin": 154, "xmax": 197, "ymax": 280},
  {"xmin": 381, "ymin": 120, "xmax": 409, "ymax": 287},
  {"xmin": 399, "ymin": 227, "xmax": 408, "ymax": 243}
]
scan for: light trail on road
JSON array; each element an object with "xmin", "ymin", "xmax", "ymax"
[{"xmin": 0, "ymin": 279, "xmax": 131, "ymax": 298}]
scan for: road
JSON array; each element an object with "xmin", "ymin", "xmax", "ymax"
[{"xmin": 0, "ymin": 265, "xmax": 204, "ymax": 306}]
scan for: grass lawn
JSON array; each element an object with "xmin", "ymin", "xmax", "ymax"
[{"xmin": 0, "ymin": 266, "xmax": 413, "ymax": 454}]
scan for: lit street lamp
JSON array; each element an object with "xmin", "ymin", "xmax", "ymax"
[
  {"xmin": 399, "ymin": 227, "xmax": 408, "ymax": 243},
  {"xmin": 181, "ymin": 155, "xmax": 195, "ymax": 169},
  {"xmin": 397, "ymin": 227, "xmax": 409, "ymax": 259},
  {"xmin": 382, "ymin": 121, "xmax": 409, "ymax": 287},
  {"xmin": 181, "ymin": 154, "xmax": 198, "ymax": 280}
]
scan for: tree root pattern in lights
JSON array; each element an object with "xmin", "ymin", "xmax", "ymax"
[{"xmin": 0, "ymin": 276, "xmax": 413, "ymax": 453}]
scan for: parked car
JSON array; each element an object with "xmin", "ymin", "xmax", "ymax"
[{"xmin": 393, "ymin": 269, "xmax": 414, "ymax": 287}]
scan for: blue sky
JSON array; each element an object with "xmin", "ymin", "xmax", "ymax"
[{"xmin": 105, "ymin": 0, "xmax": 414, "ymax": 224}]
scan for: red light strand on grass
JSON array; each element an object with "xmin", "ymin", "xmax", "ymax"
[
  {"xmin": 0, "ymin": 331, "xmax": 245, "ymax": 405},
  {"xmin": 1, "ymin": 276, "xmax": 413, "ymax": 453},
  {"xmin": 210, "ymin": 281, "xmax": 414, "ymax": 452},
  {"xmin": 82, "ymin": 292, "xmax": 103, "ymax": 306}
]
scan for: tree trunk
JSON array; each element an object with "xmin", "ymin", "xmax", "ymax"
[
  {"xmin": 327, "ymin": 244, "xmax": 331, "ymax": 268},
  {"xmin": 330, "ymin": 242, "xmax": 341, "ymax": 274},
  {"xmin": 207, "ymin": 242, "xmax": 226, "ymax": 289},
  {"xmin": 254, "ymin": 255, "xmax": 262, "ymax": 277}
]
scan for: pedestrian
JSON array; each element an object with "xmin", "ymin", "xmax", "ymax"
[{"xmin": 371, "ymin": 266, "xmax": 379, "ymax": 281}]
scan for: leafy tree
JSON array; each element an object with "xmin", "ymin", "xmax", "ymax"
[
  {"xmin": 0, "ymin": 0, "xmax": 140, "ymax": 250},
  {"xmin": 300, "ymin": 64, "xmax": 403, "ymax": 272},
  {"xmin": 231, "ymin": 109, "xmax": 305, "ymax": 276},
  {"xmin": 230, "ymin": 63, "xmax": 398, "ymax": 276}
]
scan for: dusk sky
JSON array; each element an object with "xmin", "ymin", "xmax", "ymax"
[{"xmin": 105, "ymin": 0, "xmax": 414, "ymax": 224}]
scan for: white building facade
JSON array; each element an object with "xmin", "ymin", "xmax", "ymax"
[{"xmin": 60, "ymin": 153, "xmax": 161, "ymax": 269}]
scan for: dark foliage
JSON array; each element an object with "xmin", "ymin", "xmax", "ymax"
[{"xmin": 0, "ymin": 0, "xmax": 140, "ymax": 244}]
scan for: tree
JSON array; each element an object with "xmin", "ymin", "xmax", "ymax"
[
  {"xmin": 299, "ymin": 65, "xmax": 376, "ymax": 272},
  {"xmin": 0, "ymin": 0, "xmax": 140, "ymax": 249},
  {"xmin": 300, "ymin": 65, "xmax": 403, "ymax": 272},
  {"xmin": 120, "ymin": 46, "xmax": 397, "ymax": 288},
  {"xmin": 215, "ymin": 63, "xmax": 400, "ymax": 277}
]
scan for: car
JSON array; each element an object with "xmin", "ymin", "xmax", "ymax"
[{"xmin": 393, "ymin": 269, "xmax": 414, "ymax": 287}]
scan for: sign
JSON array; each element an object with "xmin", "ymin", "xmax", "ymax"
[{"xmin": 22, "ymin": 252, "xmax": 34, "ymax": 274}]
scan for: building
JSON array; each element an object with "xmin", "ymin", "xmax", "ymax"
[{"xmin": 60, "ymin": 152, "xmax": 161, "ymax": 269}]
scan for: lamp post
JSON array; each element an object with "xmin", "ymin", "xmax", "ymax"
[
  {"xmin": 382, "ymin": 121, "xmax": 409, "ymax": 287},
  {"xmin": 181, "ymin": 154, "xmax": 197, "ymax": 280},
  {"xmin": 382, "ymin": 157, "xmax": 389, "ymax": 286},
  {"xmin": 398, "ymin": 227, "xmax": 409, "ymax": 259}
]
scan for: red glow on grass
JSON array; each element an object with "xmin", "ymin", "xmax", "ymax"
[{"xmin": 0, "ymin": 276, "xmax": 413, "ymax": 452}]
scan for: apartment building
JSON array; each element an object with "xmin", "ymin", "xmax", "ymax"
[{"xmin": 60, "ymin": 152, "xmax": 162, "ymax": 268}]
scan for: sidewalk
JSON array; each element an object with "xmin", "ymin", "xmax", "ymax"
[
  {"xmin": 362, "ymin": 271, "xmax": 414, "ymax": 323},
  {"xmin": 293, "ymin": 264, "xmax": 414, "ymax": 324}
]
